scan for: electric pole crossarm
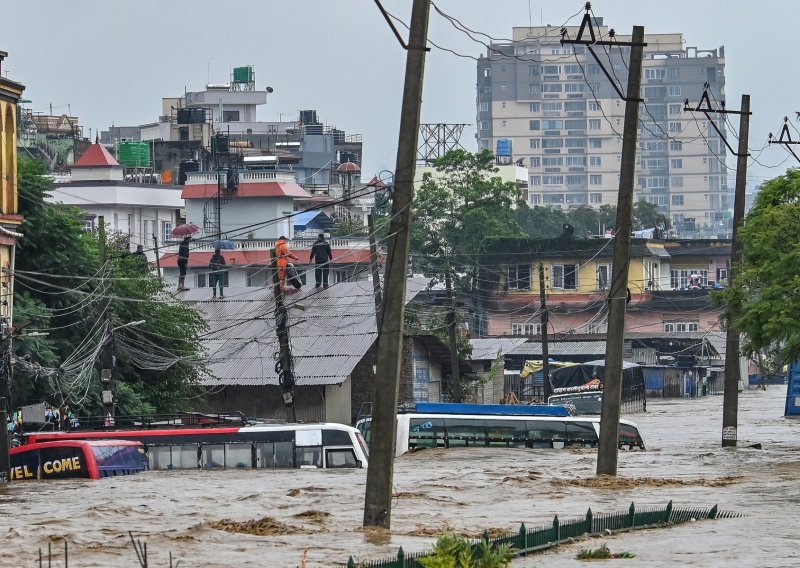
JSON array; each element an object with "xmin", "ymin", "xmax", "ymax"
[
  {"xmin": 683, "ymin": 87, "xmax": 752, "ymax": 157},
  {"xmin": 768, "ymin": 119, "xmax": 800, "ymax": 164}
]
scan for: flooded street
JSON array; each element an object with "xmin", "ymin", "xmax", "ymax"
[{"xmin": 1, "ymin": 387, "xmax": 798, "ymax": 567}]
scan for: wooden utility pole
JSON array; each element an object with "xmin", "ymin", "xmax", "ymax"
[
  {"xmin": 98, "ymin": 216, "xmax": 115, "ymax": 425},
  {"xmin": 596, "ymin": 26, "xmax": 645, "ymax": 476},
  {"xmin": 539, "ymin": 263, "xmax": 550, "ymax": 403},
  {"xmin": 444, "ymin": 259, "xmax": 461, "ymax": 402},
  {"xmin": 363, "ymin": 0, "xmax": 430, "ymax": 529},
  {"xmin": 367, "ymin": 213, "xmax": 383, "ymax": 329},
  {"xmin": 270, "ymin": 249, "xmax": 297, "ymax": 423},
  {"xmin": 722, "ymin": 94, "xmax": 750, "ymax": 447},
  {"xmin": 152, "ymin": 234, "xmax": 162, "ymax": 277}
]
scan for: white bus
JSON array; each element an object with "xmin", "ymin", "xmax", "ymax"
[{"xmin": 358, "ymin": 411, "xmax": 645, "ymax": 457}]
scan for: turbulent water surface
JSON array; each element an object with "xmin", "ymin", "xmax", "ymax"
[{"xmin": 1, "ymin": 388, "xmax": 797, "ymax": 567}]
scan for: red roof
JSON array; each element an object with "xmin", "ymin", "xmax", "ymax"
[
  {"xmin": 160, "ymin": 248, "xmax": 378, "ymax": 268},
  {"xmin": 181, "ymin": 182, "xmax": 311, "ymax": 199},
  {"xmin": 73, "ymin": 144, "xmax": 120, "ymax": 167}
]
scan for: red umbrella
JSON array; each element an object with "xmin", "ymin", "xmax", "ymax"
[{"xmin": 171, "ymin": 223, "xmax": 200, "ymax": 238}]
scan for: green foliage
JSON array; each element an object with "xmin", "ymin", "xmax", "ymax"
[
  {"xmin": 577, "ymin": 543, "xmax": 635, "ymax": 560},
  {"xmin": 632, "ymin": 200, "xmax": 671, "ymax": 231},
  {"xmin": 717, "ymin": 169, "xmax": 800, "ymax": 363},
  {"xmin": 418, "ymin": 534, "xmax": 514, "ymax": 568},
  {"xmin": 330, "ymin": 217, "xmax": 366, "ymax": 237}
]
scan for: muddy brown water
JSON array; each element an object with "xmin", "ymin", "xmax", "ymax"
[{"xmin": 1, "ymin": 388, "xmax": 797, "ymax": 567}]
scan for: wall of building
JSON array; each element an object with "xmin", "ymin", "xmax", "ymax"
[
  {"xmin": 184, "ymin": 195, "xmax": 294, "ymax": 241},
  {"xmin": 201, "ymin": 384, "xmax": 326, "ymax": 422}
]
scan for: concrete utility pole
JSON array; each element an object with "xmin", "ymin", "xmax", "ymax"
[
  {"xmin": 98, "ymin": 216, "xmax": 115, "ymax": 425},
  {"xmin": 363, "ymin": 0, "xmax": 431, "ymax": 529},
  {"xmin": 0, "ymin": 323, "xmax": 10, "ymax": 482},
  {"xmin": 270, "ymin": 250, "xmax": 297, "ymax": 423},
  {"xmin": 722, "ymin": 94, "xmax": 750, "ymax": 448},
  {"xmin": 539, "ymin": 263, "xmax": 551, "ymax": 403},
  {"xmin": 367, "ymin": 213, "xmax": 383, "ymax": 329},
  {"xmin": 596, "ymin": 26, "xmax": 645, "ymax": 476},
  {"xmin": 444, "ymin": 259, "xmax": 461, "ymax": 402}
]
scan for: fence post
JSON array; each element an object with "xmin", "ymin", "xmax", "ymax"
[
  {"xmin": 553, "ymin": 514, "xmax": 560, "ymax": 541},
  {"xmin": 398, "ymin": 546, "xmax": 405, "ymax": 566},
  {"xmin": 347, "ymin": 556, "xmax": 356, "ymax": 568},
  {"xmin": 586, "ymin": 507, "xmax": 593, "ymax": 534},
  {"xmin": 518, "ymin": 523, "xmax": 527, "ymax": 556},
  {"xmin": 708, "ymin": 504, "xmax": 718, "ymax": 519},
  {"xmin": 665, "ymin": 500, "xmax": 673, "ymax": 523},
  {"xmin": 628, "ymin": 502, "xmax": 635, "ymax": 528}
]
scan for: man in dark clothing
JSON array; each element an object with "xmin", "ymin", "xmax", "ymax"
[
  {"xmin": 309, "ymin": 233, "xmax": 333, "ymax": 288},
  {"xmin": 177, "ymin": 236, "xmax": 191, "ymax": 291},
  {"xmin": 128, "ymin": 244, "xmax": 148, "ymax": 273},
  {"xmin": 209, "ymin": 248, "xmax": 227, "ymax": 298}
]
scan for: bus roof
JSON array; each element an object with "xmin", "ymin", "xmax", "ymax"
[{"xmin": 406, "ymin": 403, "xmax": 569, "ymax": 417}]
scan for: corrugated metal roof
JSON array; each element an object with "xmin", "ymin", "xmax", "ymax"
[
  {"xmin": 191, "ymin": 279, "xmax": 426, "ymax": 386},
  {"xmin": 507, "ymin": 341, "xmax": 608, "ymax": 356},
  {"xmin": 470, "ymin": 338, "xmax": 528, "ymax": 360}
]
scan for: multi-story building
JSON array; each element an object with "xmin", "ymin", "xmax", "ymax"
[
  {"xmin": 0, "ymin": 50, "xmax": 25, "ymax": 331},
  {"xmin": 477, "ymin": 19, "xmax": 729, "ymax": 237}
]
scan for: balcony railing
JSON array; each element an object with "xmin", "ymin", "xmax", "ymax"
[{"xmin": 161, "ymin": 237, "xmax": 372, "ymax": 253}]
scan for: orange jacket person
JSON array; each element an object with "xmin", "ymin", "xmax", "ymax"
[{"xmin": 275, "ymin": 236, "xmax": 298, "ymax": 291}]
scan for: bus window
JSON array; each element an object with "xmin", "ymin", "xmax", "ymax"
[
  {"xmin": 408, "ymin": 418, "xmax": 445, "ymax": 449},
  {"xmin": 444, "ymin": 419, "xmax": 487, "ymax": 448},
  {"xmin": 201, "ymin": 444, "xmax": 225, "ymax": 468},
  {"xmin": 356, "ymin": 420, "xmax": 371, "ymax": 444},
  {"xmin": 618, "ymin": 423, "xmax": 644, "ymax": 449},
  {"xmin": 565, "ymin": 421, "xmax": 598, "ymax": 447},
  {"xmin": 173, "ymin": 445, "xmax": 199, "ymax": 469},
  {"xmin": 274, "ymin": 441, "xmax": 294, "ymax": 468},
  {"xmin": 225, "ymin": 443, "xmax": 253, "ymax": 468},
  {"xmin": 256, "ymin": 442, "xmax": 276, "ymax": 468},
  {"xmin": 325, "ymin": 448, "xmax": 358, "ymax": 468},
  {"xmin": 296, "ymin": 446, "xmax": 322, "ymax": 468},
  {"xmin": 486, "ymin": 420, "xmax": 528, "ymax": 447},
  {"xmin": 148, "ymin": 446, "xmax": 172, "ymax": 470},
  {"xmin": 527, "ymin": 421, "xmax": 568, "ymax": 448},
  {"xmin": 322, "ymin": 429, "xmax": 353, "ymax": 446}
]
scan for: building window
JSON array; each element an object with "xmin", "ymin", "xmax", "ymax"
[
  {"xmin": 529, "ymin": 193, "xmax": 542, "ymax": 205},
  {"xmin": 542, "ymin": 175, "xmax": 564, "ymax": 185},
  {"xmin": 529, "ymin": 138, "xmax": 540, "ymax": 149},
  {"xmin": 542, "ymin": 139, "xmax": 563, "ymax": 148},
  {"xmin": 667, "ymin": 85, "xmax": 682, "ymax": 97},
  {"xmin": 529, "ymin": 102, "xmax": 540, "ymax": 112},
  {"xmin": 669, "ymin": 103, "xmax": 682, "ymax": 115},
  {"xmin": 664, "ymin": 321, "xmax": 699, "ymax": 333},
  {"xmin": 552, "ymin": 264, "xmax": 578, "ymax": 290},
  {"xmin": 566, "ymin": 156, "xmax": 586, "ymax": 167},
  {"xmin": 543, "ymin": 157, "xmax": 563, "ymax": 167},
  {"xmin": 644, "ymin": 68, "xmax": 666, "ymax": 79},
  {"xmin": 590, "ymin": 193, "xmax": 602, "ymax": 204},
  {"xmin": 222, "ymin": 110, "xmax": 240, "ymax": 122},
  {"xmin": 565, "ymin": 138, "xmax": 586, "ymax": 148},
  {"xmin": 669, "ymin": 122, "xmax": 682, "ymax": 133},
  {"xmin": 529, "ymin": 120, "xmax": 540, "ymax": 130},
  {"xmin": 589, "ymin": 138, "xmax": 602, "ymax": 149},
  {"xmin": 588, "ymin": 119, "xmax": 601, "ymax": 130},
  {"xmin": 196, "ymin": 272, "xmax": 207, "ymax": 288},
  {"xmin": 82, "ymin": 219, "xmax": 94, "ymax": 232},
  {"xmin": 586, "ymin": 322, "xmax": 608, "ymax": 334},
  {"xmin": 564, "ymin": 101, "xmax": 586, "ymax": 111},
  {"xmin": 542, "ymin": 83, "xmax": 563, "ymax": 93},
  {"xmin": 479, "ymin": 102, "xmax": 489, "ymax": 112},
  {"xmin": 670, "ymin": 269, "xmax": 708, "ymax": 289},
  {"xmin": 565, "ymin": 119, "xmax": 587, "ymax": 130},
  {"xmin": 480, "ymin": 121, "xmax": 490, "ymax": 130},
  {"xmin": 597, "ymin": 264, "xmax": 612, "ymax": 289},
  {"xmin": 588, "ymin": 100, "xmax": 601, "ymax": 111},
  {"xmin": 530, "ymin": 157, "xmax": 541, "ymax": 168},
  {"xmin": 530, "ymin": 175, "xmax": 541, "ymax": 186},
  {"xmin": 672, "ymin": 194, "xmax": 684, "ymax": 206},
  {"xmin": 590, "ymin": 156, "xmax": 602, "ymax": 167},
  {"xmin": 670, "ymin": 158, "xmax": 683, "ymax": 168},
  {"xmin": 589, "ymin": 174, "xmax": 602, "ymax": 185},
  {"xmin": 670, "ymin": 140, "xmax": 683, "ymax": 151},
  {"xmin": 542, "ymin": 119, "xmax": 563, "ymax": 130},
  {"xmin": 511, "ymin": 322, "xmax": 542, "ymax": 335},
  {"xmin": 162, "ymin": 221, "xmax": 173, "ymax": 244},
  {"xmin": 668, "ymin": 68, "xmax": 680, "ymax": 79},
  {"xmin": 127, "ymin": 214, "xmax": 134, "ymax": 236},
  {"xmin": 542, "ymin": 101, "xmax": 563, "ymax": 111},
  {"xmin": 508, "ymin": 264, "xmax": 531, "ymax": 290},
  {"xmin": 528, "ymin": 65, "xmax": 540, "ymax": 76},
  {"xmin": 564, "ymin": 83, "xmax": 584, "ymax": 93},
  {"xmin": 529, "ymin": 84, "xmax": 541, "ymax": 95}
]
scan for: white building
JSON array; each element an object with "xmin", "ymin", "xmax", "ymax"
[{"xmin": 48, "ymin": 143, "xmax": 184, "ymax": 260}]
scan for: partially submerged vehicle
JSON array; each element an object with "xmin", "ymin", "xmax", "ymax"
[{"xmin": 10, "ymin": 439, "xmax": 148, "ymax": 480}]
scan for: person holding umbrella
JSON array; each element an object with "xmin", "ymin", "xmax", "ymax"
[
  {"xmin": 209, "ymin": 248, "xmax": 227, "ymax": 298},
  {"xmin": 177, "ymin": 236, "xmax": 191, "ymax": 291}
]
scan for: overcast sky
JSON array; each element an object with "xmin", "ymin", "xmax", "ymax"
[{"xmin": 2, "ymin": 1, "xmax": 796, "ymax": 189}]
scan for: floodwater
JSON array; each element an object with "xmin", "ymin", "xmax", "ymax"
[{"xmin": 1, "ymin": 387, "xmax": 798, "ymax": 567}]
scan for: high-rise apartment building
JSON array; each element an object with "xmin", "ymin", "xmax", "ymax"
[{"xmin": 477, "ymin": 19, "xmax": 729, "ymax": 236}]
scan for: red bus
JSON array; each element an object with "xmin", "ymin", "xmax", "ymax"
[{"xmin": 10, "ymin": 440, "xmax": 149, "ymax": 480}]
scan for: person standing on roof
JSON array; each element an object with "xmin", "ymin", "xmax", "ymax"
[
  {"xmin": 309, "ymin": 233, "xmax": 333, "ymax": 288},
  {"xmin": 177, "ymin": 236, "xmax": 191, "ymax": 291},
  {"xmin": 275, "ymin": 236, "xmax": 298, "ymax": 291},
  {"xmin": 209, "ymin": 248, "xmax": 227, "ymax": 298}
]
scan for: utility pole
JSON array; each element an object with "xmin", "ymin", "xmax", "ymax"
[
  {"xmin": 363, "ymin": 0, "xmax": 430, "ymax": 529},
  {"xmin": 444, "ymin": 258, "xmax": 461, "ymax": 402},
  {"xmin": 270, "ymin": 249, "xmax": 297, "ymax": 422},
  {"xmin": 367, "ymin": 213, "xmax": 383, "ymax": 329},
  {"xmin": 683, "ymin": 89, "xmax": 751, "ymax": 447},
  {"xmin": 722, "ymin": 94, "xmax": 750, "ymax": 447},
  {"xmin": 98, "ymin": 216, "xmax": 115, "ymax": 426},
  {"xmin": 539, "ymin": 263, "xmax": 551, "ymax": 403},
  {"xmin": 0, "ymin": 319, "xmax": 10, "ymax": 483}
]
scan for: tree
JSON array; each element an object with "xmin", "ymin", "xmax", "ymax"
[
  {"xmin": 717, "ymin": 169, "xmax": 800, "ymax": 364},
  {"xmin": 412, "ymin": 149, "xmax": 526, "ymax": 291},
  {"xmin": 632, "ymin": 200, "xmax": 671, "ymax": 230},
  {"xmin": 330, "ymin": 217, "xmax": 366, "ymax": 237}
]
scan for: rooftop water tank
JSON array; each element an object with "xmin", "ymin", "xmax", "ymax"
[
  {"xmin": 496, "ymin": 139, "xmax": 512, "ymax": 165},
  {"xmin": 233, "ymin": 66, "xmax": 254, "ymax": 83},
  {"xmin": 118, "ymin": 141, "xmax": 150, "ymax": 168}
]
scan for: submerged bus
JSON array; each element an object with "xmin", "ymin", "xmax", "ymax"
[
  {"xmin": 10, "ymin": 440, "xmax": 148, "ymax": 480},
  {"xmin": 357, "ymin": 404, "xmax": 645, "ymax": 456},
  {"xmin": 25, "ymin": 422, "xmax": 368, "ymax": 470}
]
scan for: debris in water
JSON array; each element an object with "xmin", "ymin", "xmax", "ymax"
[
  {"xmin": 209, "ymin": 517, "xmax": 305, "ymax": 536},
  {"xmin": 551, "ymin": 475, "xmax": 743, "ymax": 489},
  {"xmin": 292, "ymin": 510, "xmax": 331, "ymax": 522}
]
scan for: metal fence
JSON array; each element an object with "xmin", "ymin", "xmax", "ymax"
[{"xmin": 343, "ymin": 501, "xmax": 740, "ymax": 567}]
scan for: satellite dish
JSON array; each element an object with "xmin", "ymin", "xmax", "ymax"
[{"xmin": 266, "ymin": 86, "xmax": 274, "ymax": 93}]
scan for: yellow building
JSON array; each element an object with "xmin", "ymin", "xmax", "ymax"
[{"xmin": 0, "ymin": 50, "xmax": 25, "ymax": 329}]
